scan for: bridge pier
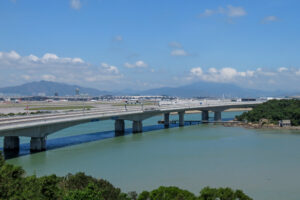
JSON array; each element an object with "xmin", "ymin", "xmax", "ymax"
[
  {"xmin": 214, "ymin": 111, "xmax": 222, "ymax": 121},
  {"xmin": 4, "ymin": 136, "xmax": 19, "ymax": 151},
  {"xmin": 202, "ymin": 110, "xmax": 209, "ymax": 122},
  {"xmin": 164, "ymin": 113, "xmax": 170, "ymax": 128},
  {"xmin": 132, "ymin": 121, "xmax": 143, "ymax": 134},
  {"xmin": 30, "ymin": 137, "xmax": 46, "ymax": 152},
  {"xmin": 178, "ymin": 111, "xmax": 185, "ymax": 127},
  {"xmin": 115, "ymin": 119, "xmax": 125, "ymax": 136}
]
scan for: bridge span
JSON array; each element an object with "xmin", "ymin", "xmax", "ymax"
[{"xmin": 0, "ymin": 101, "xmax": 261, "ymax": 152}]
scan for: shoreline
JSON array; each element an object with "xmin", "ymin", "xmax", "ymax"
[{"xmin": 223, "ymin": 121, "xmax": 300, "ymax": 130}]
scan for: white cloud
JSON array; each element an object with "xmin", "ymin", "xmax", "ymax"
[
  {"xmin": 190, "ymin": 67, "xmax": 203, "ymax": 76},
  {"xmin": 0, "ymin": 50, "xmax": 123, "ymax": 87},
  {"xmin": 227, "ymin": 5, "xmax": 247, "ymax": 17},
  {"xmin": 0, "ymin": 51, "xmax": 21, "ymax": 60},
  {"xmin": 135, "ymin": 60, "xmax": 147, "ymax": 67},
  {"xmin": 101, "ymin": 63, "xmax": 119, "ymax": 74},
  {"xmin": 200, "ymin": 5, "xmax": 246, "ymax": 18},
  {"xmin": 278, "ymin": 67, "xmax": 288, "ymax": 72},
  {"xmin": 70, "ymin": 0, "xmax": 81, "ymax": 10},
  {"xmin": 42, "ymin": 53, "xmax": 59, "ymax": 61},
  {"xmin": 171, "ymin": 49, "xmax": 188, "ymax": 56},
  {"xmin": 124, "ymin": 60, "xmax": 148, "ymax": 68},
  {"xmin": 187, "ymin": 67, "xmax": 300, "ymax": 91},
  {"xmin": 28, "ymin": 54, "xmax": 39, "ymax": 62},
  {"xmin": 72, "ymin": 57, "xmax": 84, "ymax": 63},
  {"xmin": 190, "ymin": 67, "xmax": 255, "ymax": 82},
  {"xmin": 262, "ymin": 16, "xmax": 278, "ymax": 23}
]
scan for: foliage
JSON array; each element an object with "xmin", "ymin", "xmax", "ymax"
[
  {"xmin": 137, "ymin": 186, "xmax": 197, "ymax": 200},
  {"xmin": 236, "ymin": 99, "xmax": 300, "ymax": 125},
  {"xmin": 0, "ymin": 151, "xmax": 253, "ymax": 200},
  {"xmin": 199, "ymin": 187, "xmax": 252, "ymax": 200}
]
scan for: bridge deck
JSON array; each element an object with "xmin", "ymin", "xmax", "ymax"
[{"xmin": 0, "ymin": 102, "xmax": 260, "ymax": 135}]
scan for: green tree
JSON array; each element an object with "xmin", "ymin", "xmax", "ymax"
[
  {"xmin": 63, "ymin": 183, "xmax": 104, "ymax": 200},
  {"xmin": 138, "ymin": 186, "xmax": 197, "ymax": 200},
  {"xmin": 199, "ymin": 187, "xmax": 252, "ymax": 200}
]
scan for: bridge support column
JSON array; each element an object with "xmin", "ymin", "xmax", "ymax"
[
  {"xmin": 132, "ymin": 121, "xmax": 143, "ymax": 134},
  {"xmin": 30, "ymin": 137, "xmax": 46, "ymax": 152},
  {"xmin": 178, "ymin": 111, "xmax": 185, "ymax": 127},
  {"xmin": 164, "ymin": 113, "xmax": 170, "ymax": 128},
  {"xmin": 214, "ymin": 111, "xmax": 222, "ymax": 121},
  {"xmin": 4, "ymin": 136, "xmax": 19, "ymax": 151},
  {"xmin": 202, "ymin": 110, "xmax": 209, "ymax": 122},
  {"xmin": 115, "ymin": 119, "xmax": 125, "ymax": 136}
]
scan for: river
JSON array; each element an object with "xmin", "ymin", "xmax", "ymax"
[{"xmin": 2, "ymin": 111, "xmax": 300, "ymax": 200}]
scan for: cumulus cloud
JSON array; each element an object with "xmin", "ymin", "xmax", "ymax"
[
  {"xmin": 190, "ymin": 67, "xmax": 254, "ymax": 82},
  {"xmin": 0, "ymin": 50, "xmax": 123, "ymax": 87},
  {"xmin": 124, "ymin": 60, "xmax": 148, "ymax": 68},
  {"xmin": 200, "ymin": 5, "xmax": 246, "ymax": 18},
  {"xmin": 190, "ymin": 67, "xmax": 203, "ymax": 76},
  {"xmin": 262, "ymin": 16, "xmax": 278, "ymax": 23},
  {"xmin": 171, "ymin": 49, "xmax": 188, "ymax": 56},
  {"xmin": 0, "ymin": 50, "xmax": 21, "ymax": 60},
  {"xmin": 70, "ymin": 0, "xmax": 81, "ymax": 10},
  {"xmin": 278, "ymin": 67, "xmax": 288, "ymax": 72},
  {"xmin": 101, "ymin": 63, "xmax": 119, "ymax": 74},
  {"xmin": 188, "ymin": 66, "xmax": 300, "ymax": 91}
]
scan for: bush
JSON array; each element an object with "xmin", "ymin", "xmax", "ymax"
[
  {"xmin": 236, "ymin": 99, "xmax": 300, "ymax": 125},
  {"xmin": 0, "ymin": 152, "xmax": 253, "ymax": 200}
]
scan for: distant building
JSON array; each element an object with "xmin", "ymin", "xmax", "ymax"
[
  {"xmin": 241, "ymin": 98, "xmax": 256, "ymax": 102},
  {"xmin": 75, "ymin": 88, "xmax": 80, "ymax": 96},
  {"xmin": 279, "ymin": 120, "xmax": 291, "ymax": 127}
]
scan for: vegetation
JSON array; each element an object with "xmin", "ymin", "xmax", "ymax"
[
  {"xmin": 28, "ymin": 106, "xmax": 94, "ymax": 111},
  {"xmin": 0, "ymin": 152, "xmax": 252, "ymax": 200},
  {"xmin": 0, "ymin": 111, "xmax": 50, "ymax": 117},
  {"xmin": 236, "ymin": 99, "xmax": 300, "ymax": 126}
]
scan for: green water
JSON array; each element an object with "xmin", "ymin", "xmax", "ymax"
[{"xmin": 5, "ymin": 112, "xmax": 300, "ymax": 200}]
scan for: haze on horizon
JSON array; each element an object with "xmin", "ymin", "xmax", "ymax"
[{"xmin": 0, "ymin": 0, "xmax": 300, "ymax": 92}]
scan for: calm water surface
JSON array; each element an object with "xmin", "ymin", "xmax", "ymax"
[{"xmin": 3, "ymin": 111, "xmax": 300, "ymax": 200}]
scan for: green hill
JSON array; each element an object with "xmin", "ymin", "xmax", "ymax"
[{"xmin": 236, "ymin": 99, "xmax": 300, "ymax": 126}]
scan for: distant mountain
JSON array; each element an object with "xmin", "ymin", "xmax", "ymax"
[
  {"xmin": 0, "ymin": 81, "xmax": 109, "ymax": 96},
  {"xmin": 138, "ymin": 81, "xmax": 280, "ymax": 98},
  {"xmin": 0, "ymin": 80, "xmax": 296, "ymax": 97}
]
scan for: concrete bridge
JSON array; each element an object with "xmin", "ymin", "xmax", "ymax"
[{"xmin": 0, "ymin": 101, "xmax": 261, "ymax": 152}]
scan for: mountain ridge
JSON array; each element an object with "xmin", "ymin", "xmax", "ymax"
[
  {"xmin": 0, "ymin": 80, "xmax": 296, "ymax": 97},
  {"xmin": 0, "ymin": 81, "xmax": 110, "ymax": 96}
]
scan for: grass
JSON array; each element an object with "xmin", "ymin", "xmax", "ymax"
[
  {"xmin": 112, "ymin": 102, "xmax": 156, "ymax": 106},
  {"xmin": 28, "ymin": 105, "xmax": 94, "ymax": 110}
]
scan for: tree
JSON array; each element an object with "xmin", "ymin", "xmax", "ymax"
[
  {"xmin": 199, "ymin": 187, "xmax": 252, "ymax": 200},
  {"xmin": 138, "ymin": 186, "xmax": 197, "ymax": 200}
]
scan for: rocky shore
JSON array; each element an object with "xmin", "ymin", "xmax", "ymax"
[{"xmin": 223, "ymin": 121, "xmax": 300, "ymax": 130}]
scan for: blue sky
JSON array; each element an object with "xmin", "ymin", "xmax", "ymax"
[{"xmin": 1, "ymin": 0, "xmax": 300, "ymax": 91}]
